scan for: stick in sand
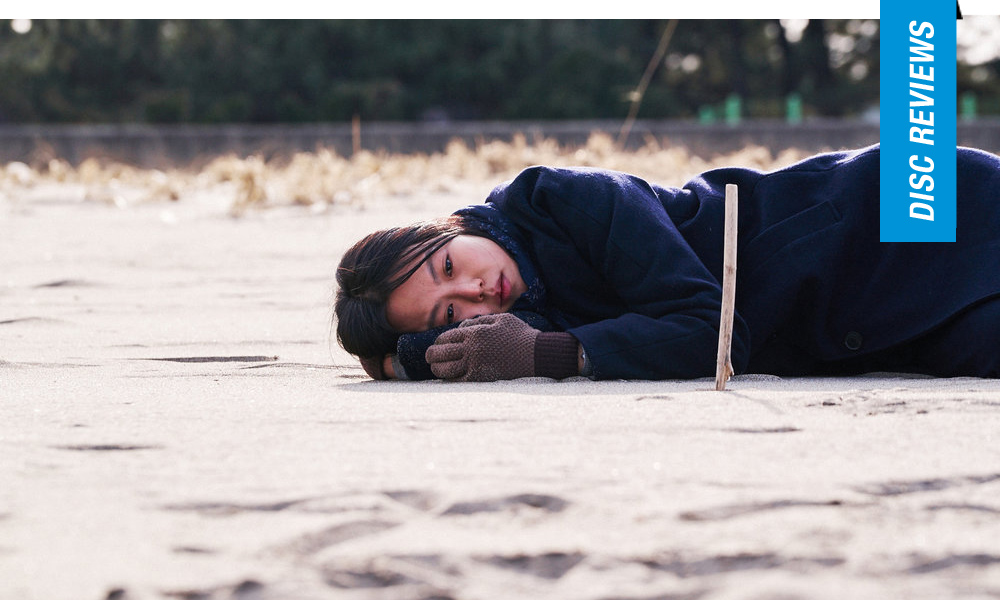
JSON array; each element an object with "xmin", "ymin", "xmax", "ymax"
[{"xmin": 715, "ymin": 184, "xmax": 738, "ymax": 391}]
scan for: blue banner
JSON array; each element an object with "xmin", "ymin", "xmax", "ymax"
[{"xmin": 880, "ymin": 0, "xmax": 957, "ymax": 242}]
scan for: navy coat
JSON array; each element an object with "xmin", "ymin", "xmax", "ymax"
[{"xmin": 397, "ymin": 144, "xmax": 1000, "ymax": 380}]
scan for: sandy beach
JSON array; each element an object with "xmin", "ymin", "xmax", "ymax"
[{"xmin": 3, "ymin": 160, "xmax": 1000, "ymax": 600}]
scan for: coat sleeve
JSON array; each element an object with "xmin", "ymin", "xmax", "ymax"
[{"xmin": 490, "ymin": 167, "xmax": 750, "ymax": 380}]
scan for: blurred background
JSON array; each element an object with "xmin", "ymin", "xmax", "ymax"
[
  {"xmin": 1, "ymin": 19, "xmax": 894, "ymax": 124},
  {"xmin": 3, "ymin": 18, "xmax": 999, "ymax": 123},
  {"xmin": 0, "ymin": 18, "xmax": 998, "ymax": 207}
]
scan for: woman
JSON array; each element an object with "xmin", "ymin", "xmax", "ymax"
[{"xmin": 335, "ymin": 144, "xmax": 1000, "ymax": 381}]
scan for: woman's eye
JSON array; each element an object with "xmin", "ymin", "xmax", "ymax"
[
  {"xmin": 447, "ymin": 304, "xmax": 454, "ymax": 324},
  {"xmin": 444, "ymin": 256, "xmax": 453, "ymax": 277}
]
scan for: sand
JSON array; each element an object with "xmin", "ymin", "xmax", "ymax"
[{"xmin": 3, "ymin": 181, "xmax": 1000, "ymax": 600}]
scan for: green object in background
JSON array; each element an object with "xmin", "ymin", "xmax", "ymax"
[
  {"xmin": 698, "ymin": 105, "xmax": 716, "ymax": 124},
  {"xmin": 725, "ymin": 94, "xmax": 741, "ymax": 125},
  {"xmin": 961, "ymin": 92, "xmax": 977, "ymax": 122},
  {"xmin": 787, "ymin": 93, "xmax": 803, "ymax": 124}
]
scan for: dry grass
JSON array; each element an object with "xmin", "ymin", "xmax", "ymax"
[{"xmin": 0, "ymin": 133, "xmax": 812, "ymax": 215}]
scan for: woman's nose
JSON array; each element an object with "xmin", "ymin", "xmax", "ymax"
[{"xmin": 454, "ymin": 279, "xmax": 484, "ymax": 301}]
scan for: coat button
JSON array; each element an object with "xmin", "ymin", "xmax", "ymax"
[{"xmin": 844, "ymin": 331, "xmax": 863, "ymax": 351}]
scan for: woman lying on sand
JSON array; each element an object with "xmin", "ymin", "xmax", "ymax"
[{"xmin": 335, "ymin": 144, "xmax": 1000, "ymax": 381}]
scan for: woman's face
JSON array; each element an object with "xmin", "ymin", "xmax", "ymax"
[{"xmin": 385, "ymin": 235, "xmax": 528, "ymax": 333}]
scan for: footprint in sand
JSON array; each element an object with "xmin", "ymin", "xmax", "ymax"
[
  {"xmin": 281, "ymin": 519, "xmax": 401, "ymax": 556},
  {"xmin": 156, "ymin": 578, "xmax": 266, "ymax": 600},
  {"xmin": 53, "ymin": 444, "xmax": 164, "ymax": 452},
  {"xmin": 476, "ymin": 552, "xmax": 585, "ymax": 579},
  {"xmin": 639, "ymin": 551, "xmax": 844, "ymax": 578},
  {"xmin": 678, "ymin": 499, "xmax": 860, "ymax": 521},
  {"xmin": 854, "ymin": 472, "xmax": 1000, "ymax": 497},
  {"xmin": 322, "ymin": 565, "xmax": 421, "ymax": 589},
  {"xmin": 34, "ymin": 278, "xmax": 99, "ymax": 288},
  {"xmin": 906, "ymin": 553, "xmax": 1000, "ymax": 574},
  {"xmin": 440, "ymin": 493, "xmax": 569, "ymax": 516}
]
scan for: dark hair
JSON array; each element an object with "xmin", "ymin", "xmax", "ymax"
[{"xmin": 334, "ymin": 215, "xmax": 480, "ymax": 359}]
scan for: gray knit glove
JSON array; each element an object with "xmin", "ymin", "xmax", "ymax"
[{"xmin": 425, "ymin": 313, "xmax": 579, "ymax": 382}]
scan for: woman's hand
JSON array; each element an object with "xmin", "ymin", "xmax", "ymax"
[
  {"xmin": 362, "ymin": 314, "xmax": 580, "ymax": 382},
  {"xmin": 425, "ymin": 313, "xmax": 539, "ymax": 381}
]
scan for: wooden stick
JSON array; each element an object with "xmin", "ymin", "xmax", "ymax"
[{"xmin": 715, "ymin": 184, "xmax": 738, "ymax": 391}]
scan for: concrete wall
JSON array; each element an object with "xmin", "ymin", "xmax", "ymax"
[{"xmin": 1, "ymin": 119, "xmax": 997, "ymax": 168}]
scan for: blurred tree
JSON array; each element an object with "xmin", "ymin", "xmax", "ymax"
[{"xmin": 5, "ymin": 18, "xmax": 981, "ymax": 125}]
